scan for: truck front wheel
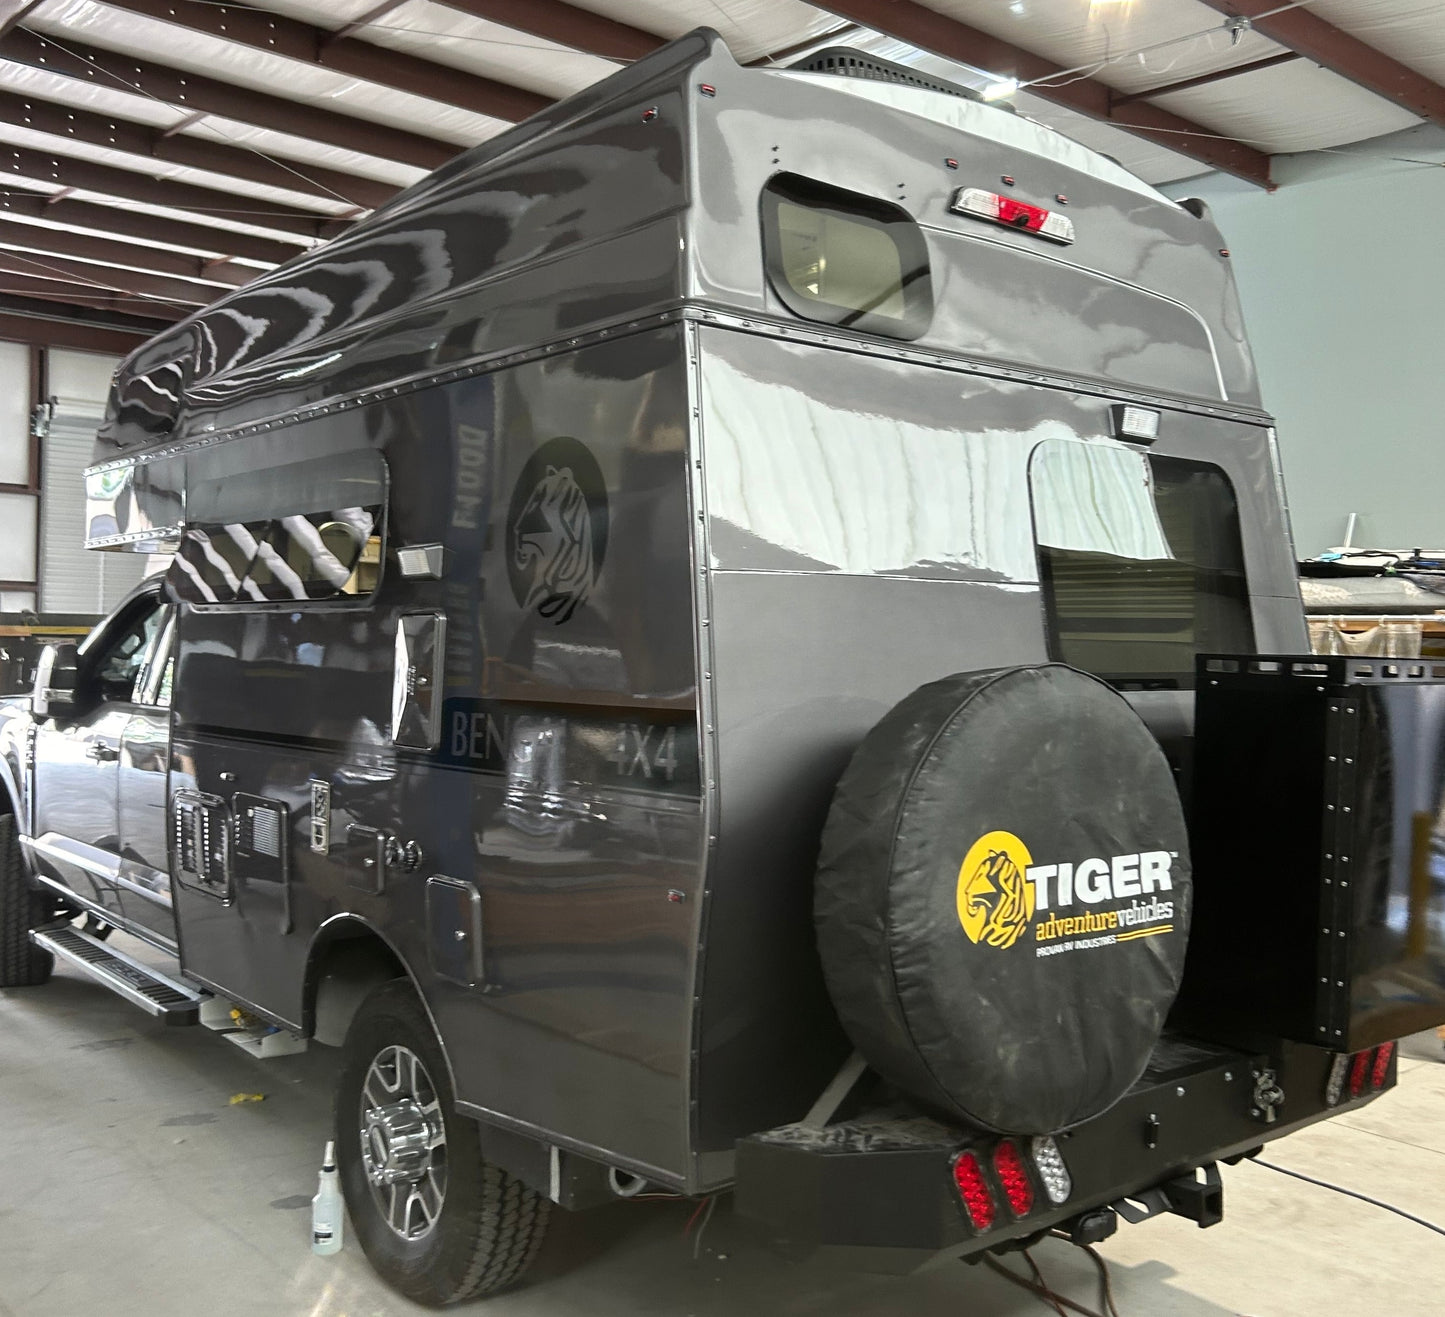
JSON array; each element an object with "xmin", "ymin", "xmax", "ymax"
[
  {"xmin": 0, "ymin": 814, "xmax": 52, "ymax": 988},
  {"xmin": 335, "ymin": 980, "xmax": 550, "ymax": 1306}
]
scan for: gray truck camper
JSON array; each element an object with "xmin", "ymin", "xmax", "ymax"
[{"xmin": 6, "ymin": 26, "xmax": 1445, "ymax": 1306}]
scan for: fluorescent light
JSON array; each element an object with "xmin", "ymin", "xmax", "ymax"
[{"xmin": 981, "ymin": 77, "xmax": 1019, "ymax": 101}]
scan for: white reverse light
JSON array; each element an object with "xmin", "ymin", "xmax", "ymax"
[{"xmin": 1031, "ymin": 1135, "xmax": 1072, "ymax": 1205}]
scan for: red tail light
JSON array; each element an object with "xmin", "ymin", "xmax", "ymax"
[
  {"xmin": 992, "ymin": 1139, "xmax": 1035, "ymax": 1217},
  {"xmin": 1348, "ymin": 1049, "xmax": 1371, "ymax": 1098},
  {"xmin": 951, "ymin": 1151, "xmax": 996, "ymax": 1231},
  {"xmin": 1371, "ymin": 1041, "xmax": 1396, "ymax": 1089}
]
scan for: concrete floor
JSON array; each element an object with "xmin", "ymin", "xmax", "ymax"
[{"xmin": 2, "ymin": 947, "xmax": 1443, "ymax": 1317}]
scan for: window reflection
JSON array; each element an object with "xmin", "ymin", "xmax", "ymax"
[{"xmin": 166, "ymin": 507, "xmax": 382, "ymax": 605}]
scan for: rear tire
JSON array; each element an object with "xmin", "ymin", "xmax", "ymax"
[
  {"xmin": 0, "ymin": 813, "xmax": 52, "ymax": 988},
  {"xmin": 336, "ymin": 980, "xmax": 550, "ymax": 1306}
]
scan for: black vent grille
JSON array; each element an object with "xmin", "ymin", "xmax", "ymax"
[
  {"xmin": 238, "ymin": 799, "xmax": 284, "ymax": 859},
  {"xmin": 789, "ymin": 47, "xmax": 984, "ymax": 103}
]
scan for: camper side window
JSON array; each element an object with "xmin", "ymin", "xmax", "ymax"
[
  {"xmin": 167, "ymin": 506, "xmax": 382, "ymax": 605},
  {"xmin": 245, "ymin": 508, "xmax": 381, "ymax": 602},
  {"xmin": 761, "ymin": 174, "xmax": 932, "ymax": 339}
]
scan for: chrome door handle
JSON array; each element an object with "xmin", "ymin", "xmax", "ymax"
[{"xmin": 86, "ymin": 743, "xmax": 120, "ymax": 762}]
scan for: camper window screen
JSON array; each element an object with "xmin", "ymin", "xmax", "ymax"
[
  {"xmin": 167, "ymin": 507, "xmax": 382, "ymax": 605},
  {"xmin": 762, "ymin": 174, "xmax": 931, "ymax": 339},
  {"xmin": 1031, "ymin": 442, "xmax": 1252, "ymax": 686}
]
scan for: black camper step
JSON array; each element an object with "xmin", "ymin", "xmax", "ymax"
[{"xmin": 31, "ymin": 924, "xmax": 203, "ymax": 1026}]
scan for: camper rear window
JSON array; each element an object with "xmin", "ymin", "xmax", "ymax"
[
  {"xmin": 167, "ymin": 506, "xmax": 382, "ymax": 606},
  {"xmin": 1031, "ymin": 444, "xmax": 1253, "ymax": 687},
  {"xmin": 761, "ymin": 175, "xmax": 931, "ymax": 339}
]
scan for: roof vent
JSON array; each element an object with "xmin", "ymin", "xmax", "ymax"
[{"xmin": 789, "ymin": 47, "xmax": 987, "ymax": 104}]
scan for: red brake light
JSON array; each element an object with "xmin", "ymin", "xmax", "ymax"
[
  {"xmin": 1371, "ymin": 1041, "xmax": 1396, "ymax": 1089},
  {"xmin": 949, "ymin": 187, "xmax": 1075, "ymax": 244},
  {"xmin": 992, "ymin": 1139, "xmax": 1034, "ymax": 1217},
  {"xmin": 952, "ymin": 1151, "xmax": 996, "ymax": 1231},
  {"xmin": 1348, "ymin": 1049, "xmax": 1371, "ymax": 1098}
]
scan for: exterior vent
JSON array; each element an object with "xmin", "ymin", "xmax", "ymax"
[
  {"xmin": 789, "ymin": 47, "xmax": 986, "ymax": 104},
  {"xmin": 233, "ymin": 793, "xmax": 293, "ymax": 934}
]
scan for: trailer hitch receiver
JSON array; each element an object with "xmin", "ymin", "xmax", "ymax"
[{"xmin": 1114, "ymin": 1162, "xmax": 1223, "ymax": 1230}]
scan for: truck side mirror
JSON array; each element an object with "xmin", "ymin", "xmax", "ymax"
[{"xmin": 32, "ymin": 642, "xmax": 80, "ymax": 720}]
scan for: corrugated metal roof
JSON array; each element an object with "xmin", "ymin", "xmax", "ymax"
[{"xmin": 0, "ymin": 0, "xmax": 1442, "ymax": 332}]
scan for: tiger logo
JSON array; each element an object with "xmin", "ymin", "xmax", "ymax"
[
  {"xmin": 956, "ymin": 830, "xmax": 1036, "ymax": 949},
  {"xmin": 506, "ymin": 438, "xmax": 609, "ymax": 625}
]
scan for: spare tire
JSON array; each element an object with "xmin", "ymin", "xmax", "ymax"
[{"xmin": 816, "ymin": 665, "xmax": 1191, "ymax": 1135}]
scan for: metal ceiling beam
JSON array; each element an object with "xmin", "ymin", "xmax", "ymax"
[
  {"xmin": 1196, "ymin": 1, "xmax": 1445, "ymax": 127},
  {"xmin": 811, "ymin": 1, "xmax": 1273, "ymax": 186},
  {"xmin": 0, "ymin": 214, "xmax": 254, "ymax": 286},
  {"xmin": 101, "ymin": 0, "xmax": 551, "ymax": 122},
  {"xmin": 0, "ymin": 27, "xmax": 459, "ymax": 169},
  {"xmin": 432, "ymin": 0, "xmax": 663, "ymax": 63},
  {"xmin": 0, "ymin": 89, "xmax": 398, "ymax": 210},
  {"xmin": 1110, "ymin": 51, "xmax": 1301, "ymax": 108},
  {"xmin": 0, "ymin": 1, "xmax": 43, "ymax": 39},
  {"xmin": 0, "ymin": 299, "xmax": 154, "ymax": 352},
  {"xmin": 0, "ymin": 269, "xmax": 185, "ymax": 319},
  {"xmin": 2, "ymin": 142, "xmax": 346, "ymax": 240},
  {"xmin": 0, "ymin": 190, "xmax": 301, "ymax": 265},
  {"xmin": 0, "ymin": 246, "xmax": 219, "ymax": 307}
]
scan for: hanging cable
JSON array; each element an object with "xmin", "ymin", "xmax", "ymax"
[
  {"xmin": 983, "ymin": 1248, "xmax": 1111, "ymax": 1317},
  {"xmin": 18, "ymin": 25, "xmax": 371, "ymax": 213},
  {"xmin": 1021, "ymin": 1, "xmax": 1321, "ymax": 94},
  {"xmin": 1252, "ymin": 1160, "xmax": 1445, "ymax": 1238},
  {"xmin": 686, "ymin": 1195, "xmax": 718, "ymax": 1260}
]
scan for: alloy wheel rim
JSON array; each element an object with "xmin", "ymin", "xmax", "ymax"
[{"xmin": 359, "ymin": 1044, "xmax": 448, "ymax": 1240}]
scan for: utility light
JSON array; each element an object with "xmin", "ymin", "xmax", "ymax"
[
  {"xmin": 1110, "ymin": 403, "xmax": 1161, "ymax": 443},
  {"xmin": 950, "ymin": 187, "xmax": 1075, "ymax": 243}
]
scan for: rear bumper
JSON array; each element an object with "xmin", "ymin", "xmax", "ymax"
[{"xmin": 734, "ymin": 1035, "xmax": 1396, "ymax": 1271}]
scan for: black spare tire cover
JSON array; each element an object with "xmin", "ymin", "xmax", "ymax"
[{"xmin": 816, "ymin": 665, "xmax": 1192, "ymax": 1135}]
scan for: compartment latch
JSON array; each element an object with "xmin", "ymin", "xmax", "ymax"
[{"xmin": 1251, "ymin": 1067, "xmax": 1285, "ymax": 1123}]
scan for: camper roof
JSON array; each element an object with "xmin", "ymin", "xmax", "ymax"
[{"xmin": 772, "ymin": 69, "xmax": 1171, "ymax": 206}]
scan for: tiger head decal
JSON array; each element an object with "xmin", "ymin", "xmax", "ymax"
[
  {"xmin": 506, "ymin": 437, "xmax": 609, "ymax": 625},
  {"xmin": 956, "ymin": 831, "xmax": 1036, "ymax": 950}
]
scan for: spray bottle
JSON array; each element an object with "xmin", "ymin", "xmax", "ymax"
[{"xmin": 311, "ymin": 1140, "xmax": 344, "ymax": 1256}]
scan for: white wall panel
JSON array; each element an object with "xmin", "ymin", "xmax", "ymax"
[
  {"xmin": 40, "ymin": 415, "xmax": 145, "ymax": 612},
  {"xmin": 1166, "ymin": 122, "xmax": 1445, "ymax": 555},
  {"xmin": 0, "ymin": 493, "xmax": 37, "ymax": 579},
  {"xmin": 48, "ymin": 348, "xmax": 120, "ymax": 415},
  {"xmin": 0, "ymin": 341, "xmax": 31, "ymax": 486}
]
